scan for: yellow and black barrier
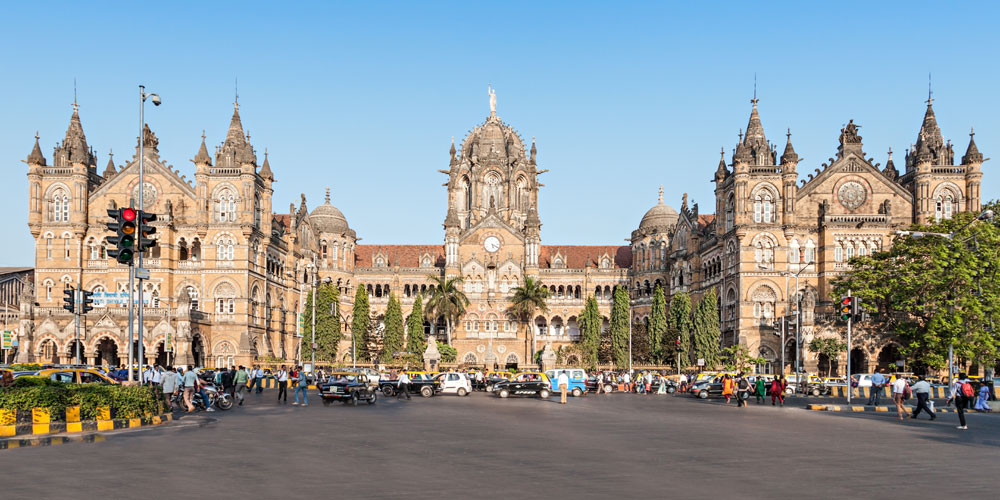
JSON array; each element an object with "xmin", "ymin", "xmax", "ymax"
[
  {"xmin": 0, "ymin": 405, "xmax": 172, "ymax": 444},
  {"xmin": 807, "ymin": 403, "xmax": 991, "ymax": 414},
  {"xmin": 826, "ymin": 385, "xmax": 998, "ymax": 399}
]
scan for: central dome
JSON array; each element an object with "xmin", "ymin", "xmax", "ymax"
[
  {"xmin": 638, "ymin": 189, "xmax": 678, "ymax": 231},
  {"xmin": 309, "ymin": 188, "xmax": 351, "ymax": 234},
  {"xmin": 459, "ymin": 115, "xmax": 526, "ymax": 162}
]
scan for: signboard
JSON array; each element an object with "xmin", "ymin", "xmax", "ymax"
[
  {"xmin": 1, "ymin": 330, "xmax": 11, "ymax": 350},
  {"xmin": 91, "ymin": 291, "xmax": 153, "ymax": 307},
  {"xmin": 696, "ymin": 358, "xmax": 705, "ymax": 367},
  {"xmin": 164, "ymin": 331, "xmax": 173, "ymax": 352}
]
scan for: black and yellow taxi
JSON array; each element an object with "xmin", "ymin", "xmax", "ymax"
[
  {"xmin": 35, "ymin": 368, "xmax": 119, "ymax": 384},
  {"xmin": 493, "ymin": 372, "xmax": 551, "ymax": 399},
  {"xmin": 318, "ymin": 372, "xmax": 377, "ymax": 406}
]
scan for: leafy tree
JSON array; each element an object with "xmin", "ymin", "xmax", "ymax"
[
  {"xmin": 405, "ymin": 293, "xmax": 426, "ymax": 360},
  {"xmin": 648, "ymin": 285, "xmax": 667, "ymax": 363},
  {"xmin": 720, "ymin": 344, "xmax": 766, "ymax": 373},
  {"xmin": 301, "ymin": 282, "xmax": 342, "ymax": 363},
  {"xmin": 610, "ymin": 286, "xmax": 631, "ymax": 368},
  {"xmin": 508, "ymin": 276, "xmax": 550, "ymax": 358},
  {"xmin": 833, "ymin": 204, "xmax": 1000, "ymax": 369},
  {"xmin": 351, "ymin": 286, "xmax": 370, "ymax": 363},
  {"xmin": 808, "ymin": 337, "xmax": 847, "ymax": 376},
  {"xmin": 436, "ymin": 341, "xmax": 458, "ymax": 363},
  {"xmin": 667, "ymin": 292, "xmax": 693, "ymax": 366},
  {"xmin": 578, "ymin": 296, "xmax": 601, "ymax": 368},
  {"xmin": 692, "ymin": 288, "xmax": 722, "ymax": 369},
  {"xmin": 630, "ymin": 319, "xmax": 651, "ymax": 364},
  {"xmin": 381, "ymin": 294, "xmax": 405, "ymax": 363},
  {"xmin": 424, "ymin": 274, "xmax": 470, "ymax": 344}
]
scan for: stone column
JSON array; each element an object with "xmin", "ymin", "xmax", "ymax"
[
  {"xmin": 423, "ymin": 340, "xmax": 441, "ymax": 372},
  {"xmin": 539, "ymin": 342, "xmax": 557, "ymax": 372}
]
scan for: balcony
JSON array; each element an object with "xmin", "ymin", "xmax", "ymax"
[
  {"xmin": 86, "ymin": 260, "xmax": 108, "ymax": 268},
  {"xmin": 178, "ymin": 261, "xmax": 203, "ymax": 269}
]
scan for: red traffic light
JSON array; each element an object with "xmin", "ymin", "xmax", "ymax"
[
  {"xmin": 121, "ymin": 208, "xmax": 137, "ymax": 221},
  {"xmin": 841, "ymin": 297, "xmax": 851, "ymax": 306}
]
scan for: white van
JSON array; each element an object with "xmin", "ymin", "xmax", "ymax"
[
  {"xmin": 435, "ymin": 371, "xmax": 472, "ymax": 396},
  {"xmin": 544, "ymin": 369, "xmax": 588, "ymax": 397}
]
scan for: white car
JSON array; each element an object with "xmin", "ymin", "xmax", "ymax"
[{"xmin": 435, "ymin": 371, "xmax": 472, "ymax": 396}]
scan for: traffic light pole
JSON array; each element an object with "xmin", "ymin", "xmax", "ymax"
[
  {"xmin": 74, "ymin": 289, "xmax": 81, "ymax": 365},
  {"xmin": 127, "ymin": 263, "xmax": 135, "ymax": 382},
  {"xmin": 136, "ymin": 85, "xmax": 146, "ymax": 377},
  {"xmin": 846, "ymin": 289, "xmax": 852, "ymax": 404},
  {"xmin": 780, "ymin": 316, "xmax": 786, "ymax": 376}
]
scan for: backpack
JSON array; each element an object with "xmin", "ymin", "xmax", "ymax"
[
  {"xmin": 961, "ymin": 381, "xmax": 975, "ymax": 398},
  {"xmin": 738, "ymin": 379, "xmax": 749, "ymax": 390}
]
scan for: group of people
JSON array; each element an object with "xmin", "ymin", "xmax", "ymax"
[
  {"xmin": 719, "ymin": 373, "xmax": 788, "ymax": 407},
  {"xmin": 135, "ymin": 364, "xmax": 310, "ymax": 412}
]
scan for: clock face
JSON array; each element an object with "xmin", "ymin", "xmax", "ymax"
[{"xmin": 483, "ymin": 236, "xmax": 501, "ymax": 253}]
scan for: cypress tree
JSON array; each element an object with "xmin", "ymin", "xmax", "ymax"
[
  {"xmin": 610, "ymin": 286, "xmax": 631, "ymax": 368},
  {"xmin": 301, "ymin": 283, "xmax": 342, "ymax": 363},
  {"xmin": 649, "ymin": 285, "xmax": 667, "ymax": 363},
  {"xmin": 692, "ymin": 288, "xmax": 722, "ymax": 369},
  {"xmin": 351, "ymin": 286, "xmax": 371, "ymax": 363},
  {"xmin": 406, "ymin": 294, "xmax": 426, "ymax": 357},
  {"xmin": 668, "ymin": 291, "xmax": 693, "ymax": 366},
  {"xmin": 381, "ymin": 294, "xmax": 405, "ymax": 363},
  {"xmin": 579, "ymin": 296, "xmax": 601, "ymax": 368}
]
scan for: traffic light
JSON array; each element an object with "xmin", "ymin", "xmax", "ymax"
[
  {"xmin": 62, "ymin": 286, "xmax": 76, "ymax": 313},
  {"xmin": 137, "ymin": 210, "xmax": 157, "ymax": 252},
  {"xmin": 839, "ymin": 296, "xmax": 853, "ymax": 322},
  {"xmin": 80, "ymin": 289, "xmax": 94, "ymax": 314},
  {"xmin": 675, "ymin": 338, "xmax": 682, "ymax": 352},
  {"xmin": 852, "ymin": 297, "xmax": 863, "ymax": 322},
  {"xmin": 107, "ymin": 208, "xmax": 137, "ymax": 265}
]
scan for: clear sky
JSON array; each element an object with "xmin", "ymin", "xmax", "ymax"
[{"xmin": 2, "ymin": 1, "xmax": 997, "ymax": 265}]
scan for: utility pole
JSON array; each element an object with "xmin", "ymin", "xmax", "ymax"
[
  {"xmin": 628, "ymin": 308, "xmax": 633, "ymax": 375},
  {"xmin": 780, "ymin": 316, "xmax": 786, "ymax": 376},
  {"xmin": 73, "ymin": 289, "xmax": 81, "ymax": 365},
  {"xmin": 846, "ymin": 289, "xmax": 852, "ymax": 404}
]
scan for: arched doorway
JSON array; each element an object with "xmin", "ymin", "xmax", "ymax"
[
  {"xmin": 192, "ymin": 335, "xmax": 205, "ymax": 367},
  {"xmin": 877, "ymin": 344, "xmax": 903, "ymax": 373},
  {"xmin": 155, "ymin": 341, "xmax": 169, "ymax": 367},
  {"xmin": 38, "ymin": 339, "xmax": 59, "ymax": 364},
  {"xmin": 784, "ymin": 340, "xmax": 797, "ymax": 375},
  {"xmin": 758, "ymin": 346, "xmax": 777, "ymax": 374},
  {"xmin": 505, "ymin": 353, "xmax": 519, "ymax": 370},
  {"xmin": 850, "ymin": 348, "xmax": 867, "ymax": 374},
  {"xmin": 95, "ymin": 337, "xmax": 119, "ymax": 367},
  {"xmin": 66, "ymin": 340, "xmax": 84, "ymax": 365}
]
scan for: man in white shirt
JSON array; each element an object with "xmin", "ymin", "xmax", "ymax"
[
  {"xmin": 160, "ymin": 366, "xmax": 180, "ymax": 411},
  {"xmin": 596, "ymin": 372, "xmax": 604, "ymax": 394},
  {"xmin": 275, "ymin": 365, "xmax": 289, "ymax": 404},
  {"xmin": 891, "ymin": 376, "xmax": 908, "ymax": 420},
  {"xmin": 397, "ymin": 372, "xmax": 411, "ymax": 400},
  {"xmin": 557, "ymin": 370, "xmax": 570, "ymax": 404}
]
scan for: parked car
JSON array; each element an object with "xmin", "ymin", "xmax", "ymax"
[
  {"xmin": 585, "ymin": 374, "xmax": 616, "ymax": 394},
  {"xmin": 379, "ymin": 371, "xmax": 442, "ymax": 398},
  {"xmin": 544, "ymin": 369, "xmax": 588, "ymax": 397},
  {"xmin": 689, "ymin": 379, "xmax": 724, "ymax": 399},
  {"xmin": 493, "ymin": 372, "xmax": 551, "ymax": 399},
  {"xmin": 483, "ymin": 371, "xmax": 514, "ymax": 392},
  {"xmin": 435, "ymin": 372, "xmax": 473, "ymax": 396},
  {"xmin": 32, "ymin": 368, "xmax": 119, "ymax": 384},
  {"xmin": 318, "ymin": 372, "xmax": 377, "ymax": 406}
]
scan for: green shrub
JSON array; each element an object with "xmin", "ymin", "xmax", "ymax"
[
  {"xmin": 11, "ymin": 376, "xmax": 59, "ymax": 388},
  {"xmin": 0, "ymin": 384, "xmax": 160, "ymax": 421},
  {"xmin": 8, "ymin": 363, "xmax": 44, "ymax": 371}
]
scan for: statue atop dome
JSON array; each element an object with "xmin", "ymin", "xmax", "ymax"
[{"xmin": 488, "ymin": 84, "xmax": 497, "ymax": 117}]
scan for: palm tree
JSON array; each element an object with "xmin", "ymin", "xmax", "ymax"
[
  {"xmin": 423, "ymin": 274, "xmax": 470, "ymax": 345},
  {"xmin": 508, "ymin": 276, "xmax": 550, "ymax": 364}
]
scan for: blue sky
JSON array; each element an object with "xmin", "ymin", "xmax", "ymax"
[{"xmin": 2, "ymin": 1, "xmax": 997, "ymax": 265}]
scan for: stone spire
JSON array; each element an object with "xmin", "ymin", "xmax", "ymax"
[
  {"xmin": 27, "ymin": 132, "xmax": 46, "ymax": 165},
  {"xmin": 910, "ymin": 96, "xmax": 952, "ymax": 166},
  {"xmin": 780, "ymin": 128, "xmax": 799, "ymax": 165},
  {"xmin": 525, "ymin": 204, "xmax": 541, "ymax": 227},
  {"xmin": 882, "ymin": 148, "xmax": 899, "ymax": 180},
  {"xmin": 193, "ymin": 131, "xmax": 212, "ymax": 165},
  {"xmin": 55, "ymin": 101, "xmax": 94, "ymax": 166},
  {"xmin": 102, "ymin": 149, "xmax": 116, "ymax": 177},
  {"xmin": 259, "ymin": 148, "xmax": 274, "ymax": 180},
  {"xmin": 529, "ymin": 137, "xmax": 537, "ymax": 165},
  {"xmin": 963, "ymin": 128, "xmax": 983, "ymax": 164},
  {"xmin": 443, "ymin": 205, "xmax": 460, "ymax": 228},
  {"xmin": 449, "ymin": 136, "xmax": 457, "ymax": 166},
  {"xmin": 216, "ymin": 100, "xmax": 256, "ymax": 166},
  {"xmin": 714, "ymin": 147, "xmax": 728, "ymax": 181},
  {"xmin": 744, "ymin": 97, "xmax": 768, "ymax": 149}
]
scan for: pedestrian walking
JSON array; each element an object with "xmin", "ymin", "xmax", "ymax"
[
  {"xmin": 254, "ymin": 366, "xmax": 265, "ymax": 394},
  {"xmin": 181, "ymin": 365, "xmax": 198, "ymax": 412},
  {"xmin": 558, "ymin": 370, "xmax": 569, "ymax": 404},
  {"xmin": 974, "ymin": 381, "xmax": 991, "ymax": 412},
  {"xmin": 220, "ymin": 367, "xmax": 234, "ymax": 400},
  {"xmin": 722, "ymin": 374, "xmax": 734, "ymax": 404},
  {"xmin": 770, "ymin": 376, "xmax": 786, "ymax": 406},
  {"xmin": 867, "ymin": 369, "xmax": 886, "ymax": 406},
  {"xmin": 679, "ymin": 372, "xmax": 688, "ymax": 393},
  {"xmin": 397, "ymin": 371, "xmax": 412, "ymax": 399},
  {"xmin": 891, "ymin": 375, "xmax": 908, "ymax": 420},
  {"xmin": 754, "ymin": 377, "xmax": 766, "ymax": 404},
  {"xmin": 909, "ymin": 376, "xmax": 935, "ymax": 420},
  {"xmin": 736, "ymin": 373, "xmax": 750, "ymax": 407},
  {"xmin": 276, "ymin": 365, "xmax": 289, "ymax": 404},
  {"xmin": 623, "ymin": 372, "xmax": 632, "ymax": 393},
  {"xmin": 595, "ymin": 372, "xmax": 604, "ymax": 395},
  {"xmin": 948, "ymin": 372, "xmax": 974, "ymax": 430},
  {"xmin": 234, "ymin": 366, "xmax": 249, "ymax": 406},
  {"xmin": 293, "ymin": 366, "xmax": 309, "ymax": 406},
  {"xmin": 161, "ymin": 366, "xmax": 179, "ymax": 411}
]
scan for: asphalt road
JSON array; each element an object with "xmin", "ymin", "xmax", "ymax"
[{"xmin": 2, "ymin": 391, "xmax": 998, "ymax": 499}]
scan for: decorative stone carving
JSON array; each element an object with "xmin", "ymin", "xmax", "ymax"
[{"xmin": 837, "ymin": 181, "xmax": 867, "ymax": 210}]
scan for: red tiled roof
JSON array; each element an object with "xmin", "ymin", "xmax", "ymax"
[
  {"xmin": 697, "ymin": 214, "xmax": 715, "ymax": 229},
  {"xmin": 355, "ymin": 245, "xmax": 445, "ymax": 268},
  {"xmin": 272, "ymin": 214, "xmax": 290, "ymax": 229},
  {"xmin": 540, "ymin": 245, "xmax": 631, "ymax": 269}
]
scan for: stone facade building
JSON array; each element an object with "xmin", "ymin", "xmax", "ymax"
[{"xmin": 16, "ymin": 90, "xmax": 985, "ymax": 374}]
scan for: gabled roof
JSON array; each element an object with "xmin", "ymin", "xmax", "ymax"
[
  {"xmin": 540, "ymin": 245, "xmax": 631, "ymax": 269},
  {"xmin": 355, "ymin": 245, "xmax": 445, "ymax": 268}
]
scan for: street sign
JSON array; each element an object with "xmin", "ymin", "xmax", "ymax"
[
  {"xmin": 1, "ymin": 330, "xmax": 12, "ymax": 350},
  {"xmin": 895, "ymin": 360, "xmax": 904, "ymax": 367},
  {"xmin": 697, "ymin": 358, "xmax": 705, "ymax": 366},
  {"xmin": 164, "ymin": 331, "xmax": 173, "ymax": 352},
  {"xmin": 135, "ymin": 267, "xmax": 150, "ymax": 280}
]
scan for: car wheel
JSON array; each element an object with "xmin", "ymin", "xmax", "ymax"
[
  {"xmin": 499, "ymin": 388, "xmax": 510, "ymax": 398},
  {"xmin": 322, "ymin": 399, "xmax": 332, "ymax": 407},
  {"xmin": 698, "ymin": 390, "xmax": 708, "ymax": 399},
  {"xmin": 457, "ymin": 388, "xmax": 468, "ymax": 397},
  {"xmin": 811, "ymin": 388, "xmax": 821, "ymax": 397},
  {"xmin": 785, "ymin": 387, "xmax": 794, "ymax": 396},
  {"xmin": 382, "ymin": 386, "xmax": 395, "ymax": 397},
  {"xmin": 667, "ymin": 386, "xmax": 676, "ymax": 394},
  {"xmin": 350, "ymin": 392, "xmax": 359, "ymax": 406},
  {"xmin": 539, "ymin": 389, "xmax": 551, "ymax": 399},
  {"xmin": 367, "ymin": 392, "xmax": 377, "ymax": 405},
  {"xmin": 572, "ymin": 388, "xmax": 583, "ymax": 397},
  {"xmin": 420, "ymin": 386, "xmax": 433, "ymax": 398},
  {"xmin": 605, "ymin": 384, "xmax": 614, "ymax": 393},
  {"xmin": 486, "ymin": 384, "xmax": 494, "ymax": 392}
]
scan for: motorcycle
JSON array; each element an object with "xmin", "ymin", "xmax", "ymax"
[{"xmin": 172, "ymin": 382, "xmax": 234, "ymax": 411}]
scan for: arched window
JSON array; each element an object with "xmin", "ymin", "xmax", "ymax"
[
  {"xmin": 461, "ymin": 176, "xmax": 472, "ymax": 212},
  {"xmin": 253, "ymin": 193, "xmax": 262, "ymax": 228},
  {"xmin": 191, "ymin": 238, "xmax": 202, "ymax": 261},
  {"xmin": 789, "ymin": 239, "xmax": 800, "ymax": 265},
  {"xmin": 725, "ymin": 194, "xmax": 735, "ymax": 232},
  {"xmin": 516, "ymin": 176, "xmax": 529, "ymax": 211},
  {"xmin": 763, "ymin": 194, "xmax": 773, "ymax": 223},
  {"xmin": 214, "ymin": 282, "xmax": 237, "ymax": 314},
  {"xmin": 48, "ymin": 187, "xmax": 70, "ymax": 222},
  {"xmin": 185, "ymin": 285, "xmax": 200, "ymax": 311},
  {"xmin": 250, "ymin": 286, "xmax": 261, "ymax": 325},
  {"xmin": 835, "ymin": 244, "xmax": 843, "ymax": 262},
  {"xmin": 804, "ymin": 240, "xmax": 815, "ymax": 265},
  {"xmin": 215, "ymin": 187, "xmax": 237, "ymax": 222},
  {"xmin": 845, "ymin": 243, "xmax": 855, "ymax": 260},
  {"xmin": 63, "ymin": 234, "xmax": 72, "ymax": 259},
  {"xmin": 483, "ymin": 172, "xmax": 502, "ymax": 210},
  {"xmin": 216, "ymin": 235, "xmax": 235, "ymax": 261},
  {"xmin": 751, "ymin": 286, "xmax": 777, "ymax": 321}
]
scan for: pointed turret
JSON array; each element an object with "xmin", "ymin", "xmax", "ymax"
[
  {"xmin": 193, "ymin": 131, "xmax": 212, "ymax": 165},
  {"xmin": 54, "ymin": 101, "xmax": 95, "ymax": 166},
  {"xmin": 259, "ymin": 148, "xmax": 274, "ymax": 181},
  {"xmin": 443, "ymin": 205, "xmax": 460, "ymax": 228},
  {"xmin": 780, "ymin": 128, "xmax": 799, "ymax": 165},
  {"xmin": 882, "ymin": 148, "xmax": 899, "ymax": 181},
  {"xmin": 216, "ymin": 101, "xmax": 256, "ymax": 166},
  {"xmin": 714, "ymin": 147, "xmax": 728, "ymax": 181},
  {"xmin": 525, "ymin": 204, "xmax": 541, "ymax": 227},
  {"xmin": 449, "ymin": 136, "xmax": 457, "ymax": 166},
  {"xmin": 27, "ymin": 132, "xmax": 46, "ymax": 165},
  {"xmin": 102, "ymin": 149, "xmax": 116, "ymax": 177},
  {"xmin": 529, "ymin": 137, "xmax": 537, "ymax": 165},
  {"xmin": 962, "ymin": 128, "xmax": 983, "ymax": 164},
  {"xmin": 744, "ymin": 98, "xmax": 768, "ymax": 149}
]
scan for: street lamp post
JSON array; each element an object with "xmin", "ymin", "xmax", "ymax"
[
  {"xmin": 783, "ymin": 259, "xmax": 812, "ymax": 388},
  {"xmin": 135, "ymin": 85, "xmax": 160, "ymax": 380}
]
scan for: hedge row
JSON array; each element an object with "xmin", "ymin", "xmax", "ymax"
[{"xmin": 0, "ymin": 377, "xmax": 161, "ymax": 421}]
